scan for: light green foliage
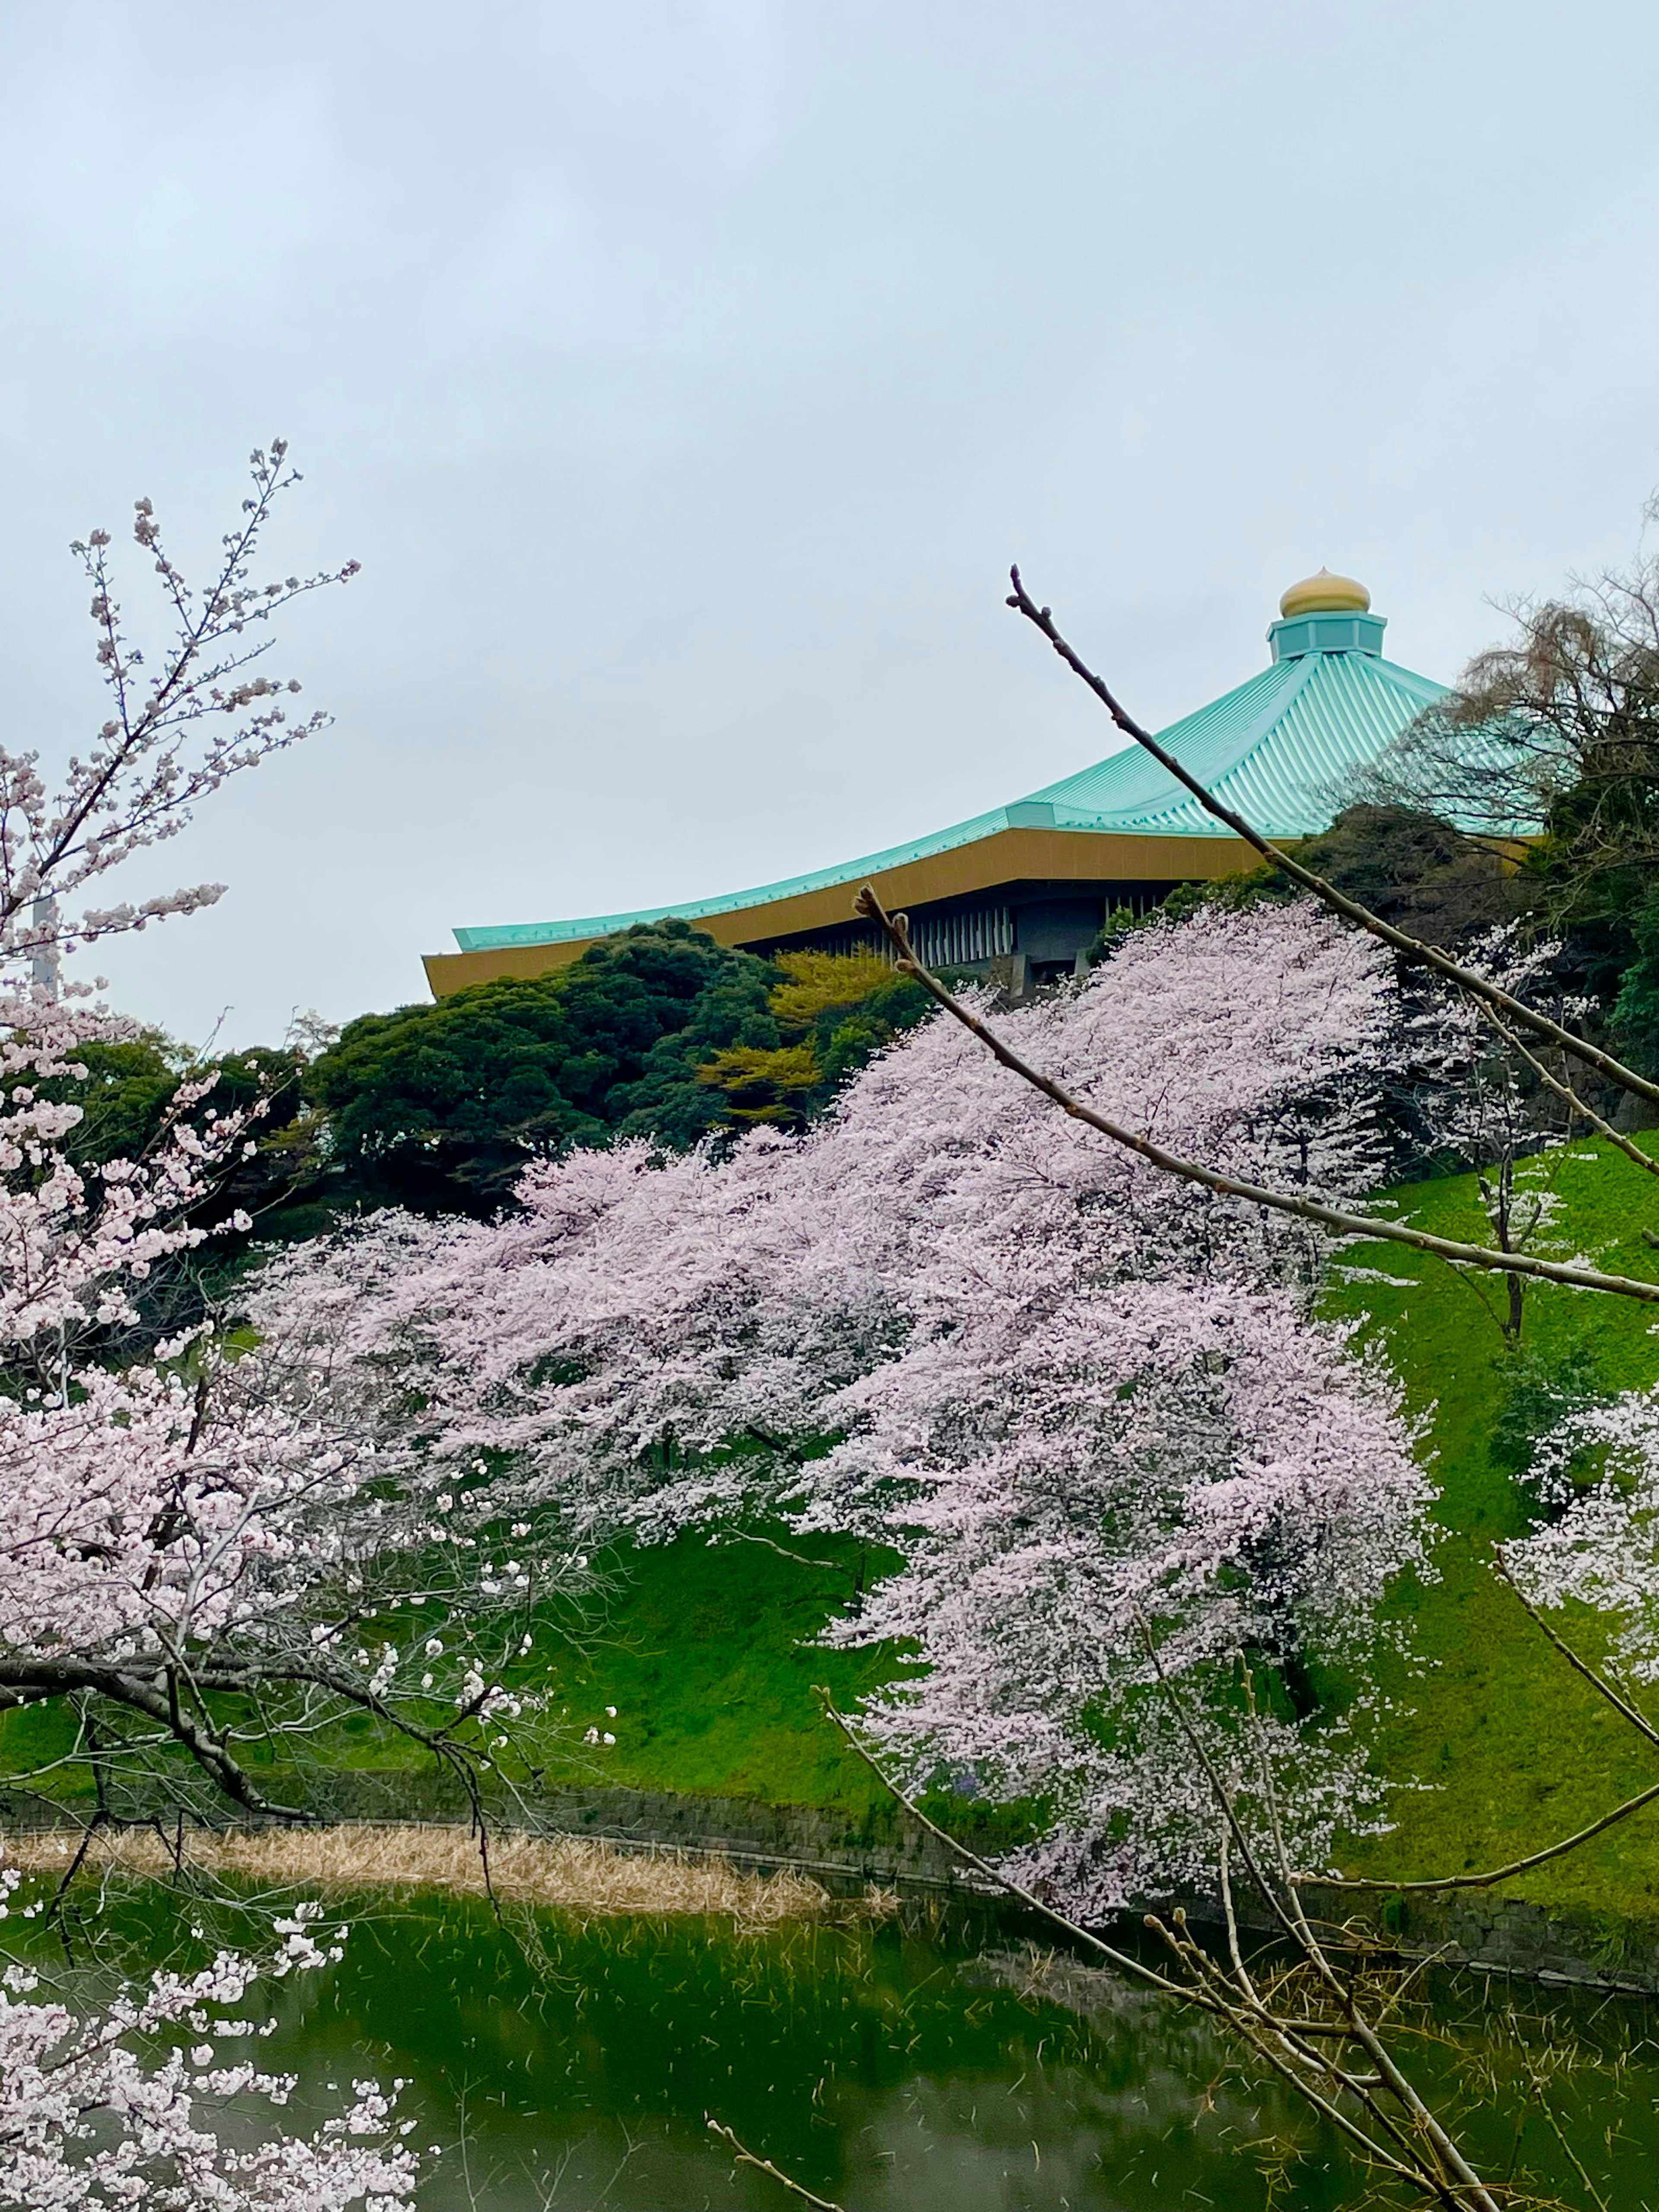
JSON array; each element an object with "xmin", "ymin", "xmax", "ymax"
[
  {"xmin": 695, "ymin": 950, "xmax": 933, "ymax": 1128},
  {"xmin": 695, "ymin": 1041, "xmax": 824, "ymax": 1124}
]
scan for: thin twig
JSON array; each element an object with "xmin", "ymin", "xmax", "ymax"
[
  {"xmin": 1003, "ymin": 566, "xmax": 1659, "ymax": 1111},
  {"xmin": 1317, "ymin": 1777, "xmax": 1659, "ymax": 1894},
  {"xmin": 811, "ymin": 1689, "xmax": 1188, "ymax": 1999},
  {"xmin": 1472, "ymin": 999, "xmax": 1659, "ymax": 1183},
  {"xmin": 1493, "ymin": 1552, "xmax": 1659, "ymax": 1751},
  {"xmin": 715, "ymin": 1530, "xmax": 858, "ymax": 1583},
  {"xmin": 1131, "ymin": 1624, "xmax": 1302, "ymax": 1953},
  {"xmin": 705, "ymin": 2120, "xmax": 848, "ymax": 2212}
]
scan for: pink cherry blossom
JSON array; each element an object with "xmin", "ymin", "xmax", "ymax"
[
  {"xmin": 1508, "ymin": 1386, "xmax": 1659, "ymax": 1681},
  {"xmin": 264, "ymin": 902, "xmax": 1436, "ymax": 1903},
  {"xmin": 0, "ymin": 451, "xmax": 434, "ymax": 2201}
]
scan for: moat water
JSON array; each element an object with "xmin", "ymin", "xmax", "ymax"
[{"xmin": 43, "ymin": 1885, "xmax": 1659, "ymax": 2209}]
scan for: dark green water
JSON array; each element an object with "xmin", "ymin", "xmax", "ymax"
[{"xmin": 40, "ymin": 1888, "xmax": 1659, "ymax": 2209}]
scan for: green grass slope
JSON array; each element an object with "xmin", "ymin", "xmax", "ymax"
[
  {"xmin": 0, "ymin": 1531, "xmax": 911, "ymax": 1825},
  {"xmin": 528, "ymin": 1531, "xmax": 905, "ymax": 1820},
  {"xmin": 1325, "ymin": 1133, "xmax": 1659, "ymax": 1920}
]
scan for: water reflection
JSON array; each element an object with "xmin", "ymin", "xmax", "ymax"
[
  {"xmin": 41, "ymin": 1886, "xmax": 1659, "ymax": 2209},
  {"xmin": 254, "ymin": 1901, "xmax": 1359, "ymax": 2209}
]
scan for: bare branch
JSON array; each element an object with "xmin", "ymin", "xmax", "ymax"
[
  {"xmin": 1492, "ymin": 1552, "xmax": 1659, "ymax": 1752},
  {"xmin": 1003, "ymin": 566, "xmax": 1659, "ymax": 1112},
  {"xmin": 1317, "ymin": 1775, "xmax": 1659, "ymax": 1894},
  {"xmin": 812, "ymin": 1689, "xmax": 1189, "ymax": 1999},
  {"xmin": 1471, "ymin": 998, "xmax": 1659, "ymax": 1183},
  {"xmin": 705, "ymin": 2120, "xmax": 848, "ymax": 2212},
  {"xmin": 852, "ymin": 887, "xmax": 1659, "ymax": 1305}
]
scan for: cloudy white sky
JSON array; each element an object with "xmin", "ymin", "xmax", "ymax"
[{"xmin": 3, "ymin": 0, "xmax": 1656, "ymax": 1046}]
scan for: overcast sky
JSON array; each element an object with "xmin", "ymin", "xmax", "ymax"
[{"xmin": 2, "ymin": 0, "xmax": 1656, "ymax": 1046}]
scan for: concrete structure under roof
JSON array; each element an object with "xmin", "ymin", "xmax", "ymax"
[{"xmin": 423, "ymin": 571, "xmax": 1446, "ymax": 998}]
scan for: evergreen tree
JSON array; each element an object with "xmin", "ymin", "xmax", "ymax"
[{"xmin": 308, "ymin": 919, "xmax": 779, "ymax": 1210}]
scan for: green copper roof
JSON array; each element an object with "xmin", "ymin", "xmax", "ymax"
[{"xmin": 453, "ymin": 620, "xmax": 1446, "ymax": 954}]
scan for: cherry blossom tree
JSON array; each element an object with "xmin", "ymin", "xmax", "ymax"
[
  {"xmin": 791, "ymin": 565, "xmax": 1659, "ymax": 2212},
  {"xmin": 1395, "ymin": 925, "xmax": 1595, "ymax": 1341},
  {"xmin": 258, "ymin": 900, "xmax": 1434, "ymax": 1901},
  {"xmin": 13, "ymin": 443, "xmax": 355, "ymax": 984},
  {"xmin": 0, "ymin": 451, "xmax": 570, "ymax": 1828},
  {"xmin": 0, "ymin": 447, "xmax": 559, "ymax": 2206},
  {"xmin": 1507, "ymin": 1385, "xmax": 1659, "ymax": 1681},
  {"xmin": 818, "ymin": 1278, "xmax": 1429, "ymax": 1911}
]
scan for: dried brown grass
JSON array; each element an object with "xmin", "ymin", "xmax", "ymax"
[{"xmin": 2, "ymin": 1824, "xmax": 886, "ymax": 1930}]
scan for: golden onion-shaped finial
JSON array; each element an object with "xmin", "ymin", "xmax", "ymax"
[{"xmin": 1279, "ymin": 567, "xmax": 1371, "ymax": 619}]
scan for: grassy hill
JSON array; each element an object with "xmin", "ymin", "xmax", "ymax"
[
  {"xmin": 527, "ymin": 1134, "xmax": 1659, "ymax": 1918},
  {"xmin": 520, "ymin": 1529, "xmax": 906, "ymax": 1822},
  {"xmin": 6, "ymin": 1137, "xmax": 1657, "ymax": 1922},
  {"xmin": 1324, "ymin": 1133, "xmax": 1659, "ymax": 1919}
]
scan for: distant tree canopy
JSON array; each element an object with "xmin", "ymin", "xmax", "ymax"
[
  {"xmin": 1084, "ymin": 518, "xmax": 1659, "ymax": 1091},
  {"xmin": 1291, "ymin": 804, "xmax": 1522, "ymax": 946},
  {"xmin": 1347, "ymin": 537, "xmax": 1659, "ymax": 1023},
  {"xmin": 1087, "ymin": 802, "xmax": 1521, "ymax": 973},
  {"xmin": 42, "ymin": 927, "xmax": 938, "ymax": 1252},
  {"xmin": 308, "ymin": 921, "xmax": 779, "ymax": 1211}
]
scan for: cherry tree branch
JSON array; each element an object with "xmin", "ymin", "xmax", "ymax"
[
  {"xmin": 705, "ymin": 2121, "xmax": 848, "ymax": 2212},
  {"xmin": 1491, "ymin": 1552, "xmax": 1659, "ymax": 1751},
  {"xmin": 0, "ymin": 442, "xmax": 358, "ymax": 977},
  {"xmin": 0, "ymin": 1658, "xmax": 308, "ymax": 1820},
  {"xmin": 815, "ymin": 1689, "xmax": 1501, "ymax": 2209},
  {"xmin": 852, "ymin": 886, "xmax": 1659, "ymax": 1305},
  {"xmin": 1471, "ymin": 998, "xmax": 1659, "ymax": 1183},
  {"xmin": 1003, "ymin": 566, "xmax": 1659, "ymax": 1112},
  {"xmin": 1316, "ymin": 1776, "xmax": 1659, "ymax": 1895}
]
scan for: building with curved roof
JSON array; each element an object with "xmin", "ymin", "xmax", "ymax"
[{"xmin": 423, "ymin": 570, "xmax": 1446, "ymax": 998}]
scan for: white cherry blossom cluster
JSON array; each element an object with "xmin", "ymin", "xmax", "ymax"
[
  {"xmin": 0, "ymin": 449, "xmax": 457, "ymax": 2200},
  {"xmin": 0, "ymin": 1890, "xmax": 419, "ymax": 2210},
  {"xmin": 3, "ymin": 445, "xmax": 357, "ymax": 988},
  {"xmin": 1508, "ymin": 1386, "xmax": 1659, "ymax": 1680}
]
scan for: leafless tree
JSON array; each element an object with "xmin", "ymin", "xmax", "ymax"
[{"xmin": 1347, "ymin": 536, "xmax": 1659, "ymax": 911}]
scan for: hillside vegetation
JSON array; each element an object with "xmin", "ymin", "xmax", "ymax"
[
  {"xmin": 523, "ymin": 1135, "xmax": 1659, "ymax": 1918},
  {"xmin": 8, "ymin": 1141, "xmax": 1654, "ymax": 1919}
]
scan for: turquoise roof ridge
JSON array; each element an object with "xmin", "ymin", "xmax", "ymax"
[{"xmin": 453, "ymin": 614, "xmax": 1447, "ymax": 954}]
